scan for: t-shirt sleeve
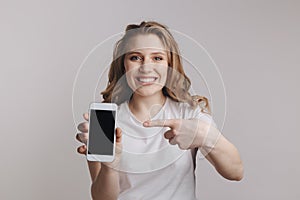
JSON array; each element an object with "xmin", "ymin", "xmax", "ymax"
[
  {"xmin": 183, "ymin": 104, "xmax": 218, "ymax": 129},
  {"xmin": 182, "ymin": 104, "xmax": 219, "ymax": 159}
]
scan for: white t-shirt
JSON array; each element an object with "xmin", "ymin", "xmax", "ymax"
[{"xmin": 116, "ymin": 97, "xmax": 216, "ymax": 200}]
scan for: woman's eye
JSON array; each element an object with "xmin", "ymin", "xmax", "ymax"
[
  {"xmin": 130, "ymin": 56, "xmax": 142, "ymax": 61},
  {"xmin": 154, "ymin": 57, "xmax": 163, "ymax": 61}
]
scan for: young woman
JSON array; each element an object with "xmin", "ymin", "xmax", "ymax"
[{"xmin": 76, "ymin": 21, "xmax": 243, "ymax": 200}]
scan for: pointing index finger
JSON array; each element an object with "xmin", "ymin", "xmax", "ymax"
[{"xmin": 143, "ymin": 119, "xmax": 177, "ymax": 129}]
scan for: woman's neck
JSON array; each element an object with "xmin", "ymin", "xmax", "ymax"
[{"xmin": 129, "ymin": 92, "xmax": 166, "ymax": 122}]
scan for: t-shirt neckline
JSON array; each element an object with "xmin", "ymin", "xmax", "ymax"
[{"xmin": 125, "ymin": 97, "xmax": 169, "ymax": 125}]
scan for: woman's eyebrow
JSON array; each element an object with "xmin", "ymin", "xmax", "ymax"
[
  {"xmin": 127, "ymin": 51, "xmax": 167, "ymax": 55},
  {"xmin": 126, "ymin": 51, "xmax": 142, "ymax": 55},
  {"xmin": 151, "ymin": 51, "xmax": 167, "ymax": 56}
]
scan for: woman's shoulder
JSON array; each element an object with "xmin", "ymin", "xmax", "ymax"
[
  {"xmin": 167, "ymin": 97, "xmax": 204, "ymax": 112},
  {"xmin": 117, "ymin": 100, "xmax": 129, "ymax": 113},
  {"xmin": 167, "ymin": 98, "xmax": 200, "ymax": 118},
  {"xmin": 167, "ymin": 97, "xmax": 192, "ymax": 110},
  {"xmin": 167, "ymin": 98, "xmax": 215, "ymax": 125}
]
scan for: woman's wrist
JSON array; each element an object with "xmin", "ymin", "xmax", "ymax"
[
  {"xmin": 199, "ymin": 126, "xmax": 221, "ymax": 156},
  {"xmin": 101, "ymin": 163, "xmax": 119, "ymax": 174}
]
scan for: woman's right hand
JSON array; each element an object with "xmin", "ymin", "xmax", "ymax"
[{"xmin": 76, "ymin": 113, "xmax": 123, "ymax": 169}]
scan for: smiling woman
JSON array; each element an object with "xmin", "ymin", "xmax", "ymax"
[
  {"xmin": 101, "ymin": 21, "xmax": 211, "ymax": 113},
  {"xmin": 76, "ymin": 21, "xmax": 243, "ymax": 200}
]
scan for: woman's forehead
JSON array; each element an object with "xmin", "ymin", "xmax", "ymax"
[{"xmin": 125, "ymin": 34, "xmax": 167, "ymax": 52}]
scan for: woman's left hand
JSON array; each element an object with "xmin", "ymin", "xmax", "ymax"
[{"xmin": 143, "ymin": 119, "xmax": 220, "ymax": 150}]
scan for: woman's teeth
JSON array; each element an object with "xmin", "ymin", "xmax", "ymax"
[{"xmin": 137, "ymin": 77, "xmax": 157, "ymax": 83}]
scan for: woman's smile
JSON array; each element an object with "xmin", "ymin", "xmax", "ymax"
[{"xmin": 136, "ymin": 76, "xmax": 158, "ymax": 85}]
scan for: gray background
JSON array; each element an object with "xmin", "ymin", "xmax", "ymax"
[{"xmin": 1, "ymin": 0, "xmax": 299, "ymax": 199}]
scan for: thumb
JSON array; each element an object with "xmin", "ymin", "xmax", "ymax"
[
  {"xmin": 115, "ymin": 128, "xmax": 122, "ymax": 155},
  {"xmin": 116, "ymin": 127, "xmax": 122, "ymax": 143}
]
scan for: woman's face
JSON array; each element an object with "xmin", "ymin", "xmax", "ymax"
[{"xmin": 124, "ymin": 34, "xmax": 169, "ymax": 97}]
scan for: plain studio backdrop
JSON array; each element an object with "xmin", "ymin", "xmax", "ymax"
[{"xmin": 1, "ymin": 0, "xmax": 299, "ymax": 199}]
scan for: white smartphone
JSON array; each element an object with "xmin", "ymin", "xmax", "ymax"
[{"xmin": 86, "ymin": 103, "xmax": 118, "ymax": 162}]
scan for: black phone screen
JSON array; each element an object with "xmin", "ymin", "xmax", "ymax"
[{"xmin": 88, "ymin": 109, "xmax": 115, "ymax": 155}]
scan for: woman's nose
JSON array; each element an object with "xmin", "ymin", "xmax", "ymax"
[
  {"xmin": 139, "ymin": 57, "xmax": 153, "ymax": 73},
  {"xmin": 142, "ymin": 56, "xmax": 153, "ymax": 65}
]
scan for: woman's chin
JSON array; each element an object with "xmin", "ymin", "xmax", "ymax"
[{"xmin": 133, "ymin": 85, "xmax": 164, "ymax": 97}]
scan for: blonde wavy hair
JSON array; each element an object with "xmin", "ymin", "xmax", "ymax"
[{"xmin": 101, "ymin": 21, "xmax": 210, "ymax": 114}]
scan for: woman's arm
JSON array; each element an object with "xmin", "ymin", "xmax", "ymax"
[
  {"xmin": 88, "ymin": 128, "xmax": 123, "ymax": 200},
  {"xmin": 76, "ymin": 113, "xmax": 122, "ymax": 200},
  {"xmin": 87, "ymin": 161, "xmax": 101, "ymax": 182},
  {"xmin": 200, "ymin": 127, "xmax": 244, "ymax": 181},
  {"xmin": 143, "ymin": 119, "xmax": 243, "ymax": 181},
  {"xmin": 90, "ymin": 164, "xmax": 120, "ymax": 200},
  {"xmin": 77, "ymin": 147, "xmax": 120, "ymax": 200}
]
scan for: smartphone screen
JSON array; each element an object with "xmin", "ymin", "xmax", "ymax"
[{"xmin": 88, "ymin": 109, "xmax": 115, "ymax": 156}]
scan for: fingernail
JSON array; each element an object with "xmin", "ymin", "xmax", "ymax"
[{"xmin": 143, "ymin": 121, "xmax": 149, "ymax": 127}]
